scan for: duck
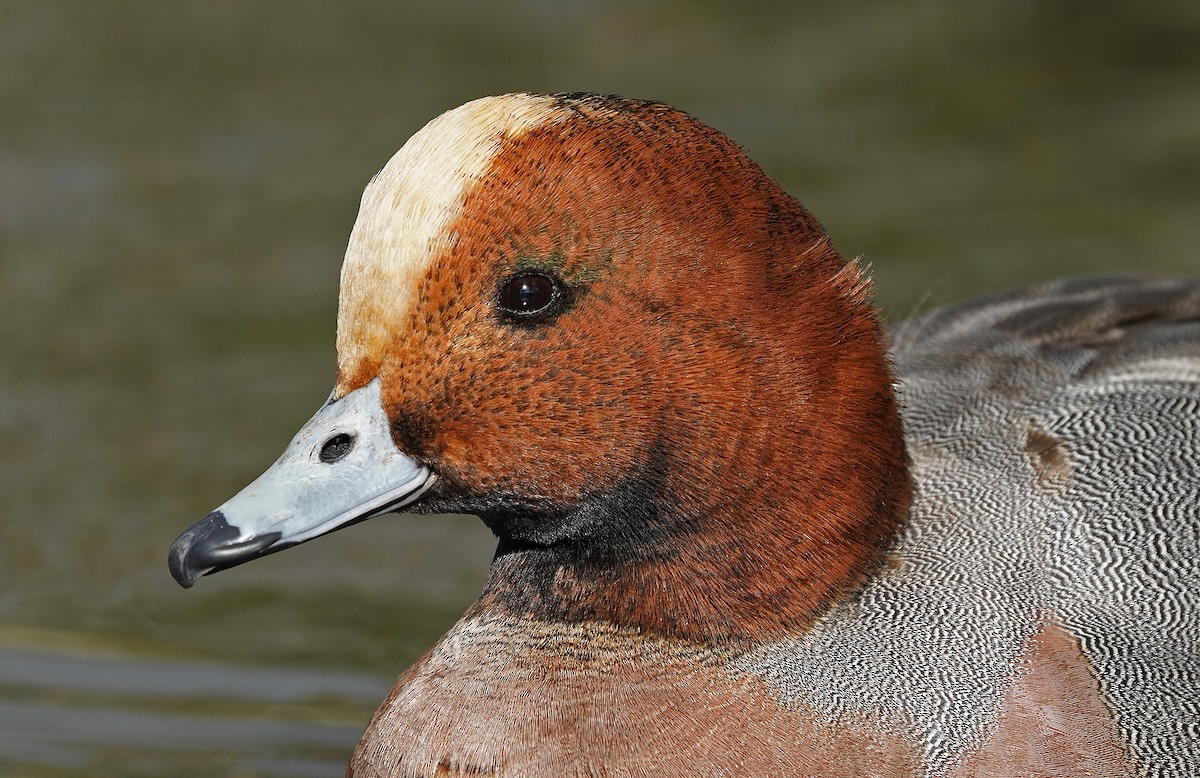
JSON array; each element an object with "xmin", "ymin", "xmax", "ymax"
[{"xmin": 168, "ymin": 92, "xmax": 1200, "ymax": 777}]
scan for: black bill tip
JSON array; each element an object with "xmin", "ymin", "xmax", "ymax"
[{"xmin": 168, "ymin": 510, "xmax": 281, "ymax": 588}]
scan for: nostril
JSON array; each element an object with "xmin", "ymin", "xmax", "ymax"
[{"xmin": 319, "ymin": 433, "xmax": 355, "ymax": 463}]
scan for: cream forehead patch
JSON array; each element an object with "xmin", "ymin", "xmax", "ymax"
[{"xmin": 335, "ymin": 93, "xmax": 562, "ymax": 385}]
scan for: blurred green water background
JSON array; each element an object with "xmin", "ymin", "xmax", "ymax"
[{"xmin": 1, "ymin": 1, "xmax": 1197, "ymax": 774}]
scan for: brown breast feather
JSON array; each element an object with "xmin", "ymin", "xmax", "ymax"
[{"xmin": 348, "ymin": 617, "xmax": 923, "ymax": 778}]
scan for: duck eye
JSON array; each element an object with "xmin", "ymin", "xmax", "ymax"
[
  {"xmin": 319, "ymin": 433, "xmax": 354, "ymax": 463},
  {"xmin": 498, "ymin": 273, "xmax": 558, "ymax": 317}
]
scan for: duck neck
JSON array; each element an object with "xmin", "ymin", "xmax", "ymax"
[{"xmin": 471, "ymin": 267, "xmax": 911, "ymax": 645}]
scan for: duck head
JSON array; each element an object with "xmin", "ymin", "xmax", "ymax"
[{"xmin": 169, "ymin": 93, "xmax": 909, "ymax": 643}]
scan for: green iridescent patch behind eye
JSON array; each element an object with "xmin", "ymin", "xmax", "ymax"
[{"xmin": 511, "ymin": 249, "xmax": 613, "ymax": 288}]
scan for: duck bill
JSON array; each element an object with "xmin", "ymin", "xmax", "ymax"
[{"xmin": 168, "ymin": 378, "xmax": 433, "ymax": 588}]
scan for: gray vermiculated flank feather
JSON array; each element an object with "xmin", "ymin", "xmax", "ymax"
[{"xmin": 742, "ymin": 276, "xmax": 1200, "ymax": 776}]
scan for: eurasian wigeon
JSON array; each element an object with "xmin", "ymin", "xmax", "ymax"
[{"xmin": 169, "ymin": 93, "xmax": 1200, "ymax": 777}]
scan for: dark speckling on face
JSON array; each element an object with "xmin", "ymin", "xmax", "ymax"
[{"xmin": 334, "ymin": 92, "xmax": 909, "ymax": 646}]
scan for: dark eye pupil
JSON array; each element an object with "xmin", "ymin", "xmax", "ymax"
[
  {"xmin": 500, "ymin": 274, "xmax": 555, "ymax": 313},
  {"xmin": 319, "ymin": 433, "xmax": 354, "ymax": 463}
]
